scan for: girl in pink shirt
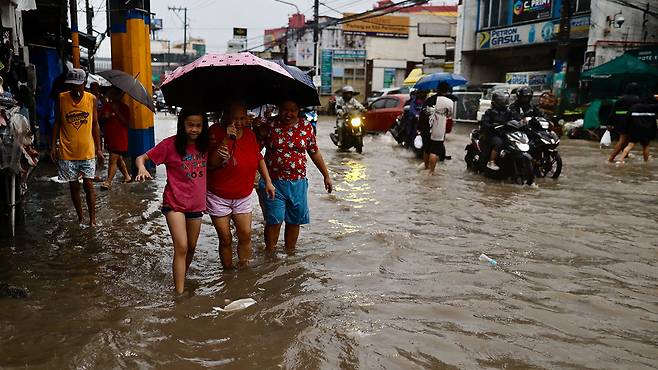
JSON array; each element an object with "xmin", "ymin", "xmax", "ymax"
[{"xmin": 135, "ymin": 109, "xmax": 209, "ymax": 294}]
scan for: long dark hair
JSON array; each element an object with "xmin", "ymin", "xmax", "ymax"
[{"xmin": 175, "ymin": 108, "xmax": 209, "ymax": 157}]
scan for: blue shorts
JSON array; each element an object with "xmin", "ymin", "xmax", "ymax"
[
  {"xmin": 58, "ymin": 159, "xmax": 96, "ymax": 182},
  {"xmin": 259, "ymin": 178, "xmax": 309, "ymax": 225}
]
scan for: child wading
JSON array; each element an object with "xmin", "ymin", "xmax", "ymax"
[{"xmin": 135, "ymin": 109, "xmax": 209, "ymax": 293}]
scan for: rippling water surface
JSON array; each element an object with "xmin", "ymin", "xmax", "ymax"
[{"xmin": 1, "ymin": 114, "xmax": 657, "ymax": 369}]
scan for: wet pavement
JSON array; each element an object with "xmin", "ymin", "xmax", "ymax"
[{"xmin": 1, "ymin": 114, "xmax": 658, "ymax": 369}]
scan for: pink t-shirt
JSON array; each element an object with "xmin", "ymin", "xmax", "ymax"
[{"xmin": 147, "ymin": 136, "xmax": 207, "ymax": 213}]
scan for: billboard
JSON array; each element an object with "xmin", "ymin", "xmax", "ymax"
[
  {"xmin": 342, "ymin": 13, "xmax": 409, "ymax": 38},
  {"xmin": 295, "ymin": 42, "xmax": 315, "ymax": 67},
  {"xmin": 476, "ymin": 15, "xmax": 589, "ymax": 50},
  {"xmin": 512, "ymin": 0, "xmax": 552, "ymax": 24},
  {"xmin": 233, "ymin": 27, "xmax": 247, "ymax": 39}
]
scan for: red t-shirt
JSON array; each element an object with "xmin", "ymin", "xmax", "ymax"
[
  {"xmin": 207, "ymin": 124, "xmax": 263, "ymax": 199},
  {"xmin": 261, "ymin": 117, "xmax": 318, "ymax": 181},
  {"xmin": 101, "ymin": 103, "xmax": 130, "ymax": 153},
  {"xmin": 147, "ymin": 136, "xmax": 207, "ymax": 212}
]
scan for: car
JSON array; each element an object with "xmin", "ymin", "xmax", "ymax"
[
  {"xmin": 152, "ymin": 90, "xmax": 166, "ymax": 111},
  {"xmin": 364, "ymin": 94, "xmax": 409, "ymax": 133},
  {"xmin": 365, "ymin": 86, "xmax": 411, "ymax": 106}
]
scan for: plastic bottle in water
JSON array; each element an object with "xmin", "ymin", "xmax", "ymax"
[{"xmin": 479, "ymin": 253, "xmax": 497, "ymax": 266}]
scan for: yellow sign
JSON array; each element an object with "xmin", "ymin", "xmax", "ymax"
[{"xmin": 343, "ymin": 13, "xmax": 409, "ymax": 38}]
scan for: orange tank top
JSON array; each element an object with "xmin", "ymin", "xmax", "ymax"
[{"xmin": 58, "ymin": 91, "xmax": 96, "ymax": 160}]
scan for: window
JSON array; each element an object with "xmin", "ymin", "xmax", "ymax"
[
  {"xmin": 371, "ymin": 98, "xmax": 390, "ymax": 109},
  {"xmin": 479, "ymin": 0, "xmax": 512, "ymax": 29},
  {"xmin": 384, "ymin": 99, "xmax": 401, "ymax": 108},
  {"xmin": 570, "ymin": 0, "xmax": 590, "ymax": 14}
]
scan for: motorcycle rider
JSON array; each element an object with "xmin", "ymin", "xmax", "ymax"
[
  {"xmin": 509, "ymin": 86, "xmax": 543, "ymax": 119},
  {"xmin": 480, "ymin": 90, "xmax": 516, "ymax": 171},
  {"xmin": 334, "ymin": 85, "xmax": 365, "ymax": 145}
]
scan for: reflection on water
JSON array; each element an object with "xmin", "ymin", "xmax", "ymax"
[{"xmin": 1, "ymin": 115, "xmax": 658, "ymax": 369}]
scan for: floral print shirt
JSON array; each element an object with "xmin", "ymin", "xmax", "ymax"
[{"xmin": 261, "ymin": 117, "xmax": 318, "ymax": 181}]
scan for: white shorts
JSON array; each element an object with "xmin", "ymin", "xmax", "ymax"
[{"xmin": 206, "ymin": 191, "xmax": 253, "ymax": 217}]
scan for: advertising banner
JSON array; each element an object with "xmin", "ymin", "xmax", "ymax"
[
  {"xmin": 512, "ymin": 0, "xmax": 552, "ymax": 24},
  {"xmin": 477, "ymin": 15, "xmax": 589, "ymax": 50},
  {"xmin": 342, "ymin": 13, "xmax": 409, "ymax": 38},
  {"xmin": 295, "ymin": 42, "xmax": 315, "ymax": 67}
]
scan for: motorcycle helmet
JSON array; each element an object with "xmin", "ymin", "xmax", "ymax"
[
  {"xmin": 342, "ymin": 85, "xmax": 355, "ymax": 93},
  {"xmin": 341, "ymin": 85, "xmax": 356, "ymax": 101},
  {"xmin": 516, "ymin": 86, "xmax": 533, "ymax": 105},
  {"xmin": 491, "ymin": 90, "xmax": 510, "ymax": 110}
]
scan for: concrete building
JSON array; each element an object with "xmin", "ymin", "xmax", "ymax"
[
  {"xmin": 455, "ymin": 0, "xmax": 658, "ymax": 101},
  {"xmin": 150, "ymin": 38, "xmax": 206, "ymax": 85},
  {"xmin": 270, "ymin": 2, "xmax": 457, "ymax": 106}
]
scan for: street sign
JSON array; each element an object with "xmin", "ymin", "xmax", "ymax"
[
  {"xmin": 418, "ymin": 23, "xmax": 451, "ymax": 37},
  {"xmin": 313, "ymin": 75, "xmax": 322, "ymax": 87},
  {"xmin": 233, "ymin": 27, "xmax": 247, "ymax": 39}
]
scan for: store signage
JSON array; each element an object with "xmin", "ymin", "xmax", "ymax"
[
  {"xmin": 320, "ymin": 49, "xmax": 333, "ymax": 94},
  {"xmin": 332, "ymin": 49, "xmax": 366, "ymax": 59},
  {"xmin": 512, "ymin": 0, "xmax": 552, "ymax": 24},
  {"xmin": 477, "ymin": 15, "xmax": 589, "ymax": 50},
  {"xmin": 343, "ymin": 13, "xmax": 409, "ymax": 38}
]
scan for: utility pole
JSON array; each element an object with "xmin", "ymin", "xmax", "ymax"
[
  {"xmin": 554, "ymin": 0, "xmax": 571, "ymax": 115},
  {"xmin": 314, "ymin": 0, "xmax": 320, "ymax": 79},
  {"xmin": 86, "ymin": 0, "xmax": 95, "ymax": 72},
  {"xmin": 169, "ymin": 6, "xmax": 188, "ymax": 61},
  {"xmin": 69, "ymin": 0, "xmax": 80, "ymax": 68},
  {"xmin": 642, "ymin": 2, "xmax": 650, "ymax": 43}
]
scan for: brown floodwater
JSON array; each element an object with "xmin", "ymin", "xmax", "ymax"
[{"xmin": 1, "ymin": 114, "xmax": 657, "ymax": 369}]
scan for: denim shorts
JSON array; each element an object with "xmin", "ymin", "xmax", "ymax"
[
  {"xmin": 58, "ymin": 159, "xmax": 96, "ymax": 182},
  {"xmin": 161, "ymin": 206, "xmax": 203, "ymax": 219},
  {"xmin": 258, "ymin": 178, "xmax": 309, "ymax": 225}
]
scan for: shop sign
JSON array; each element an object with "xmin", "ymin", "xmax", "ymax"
[
  {"xmin": 343, "ymin": 13, "xmax": 409, "ymax": 38},
  {"xmin": 320, "ymin": 49, "xmax": 333, "ymax": 94},
  {"xmin": 332, "ymin": 49, "xmax": 366, "ymax": 59},
  {"xmin": 477, "ymin": 15, "xmax": 589, "ymax": 50},
  {"xmin": 383, "ymin": 68, "xmax": 396, "ymax": 88},
  {"xmin": 625, "ymin": 48, "xmax": 658, "ymax": 66},
  {"xmin": 512, "ymin": 0, "xmax": 552, "ymax": 24}
]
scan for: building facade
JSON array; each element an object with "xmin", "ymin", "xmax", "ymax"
[{"xmin": 455, "ymin": 0, "xmax": 658, "ymax": 104}]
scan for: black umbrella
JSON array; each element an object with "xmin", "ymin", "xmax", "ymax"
[
  {"xmin": 273, "ymin": 60, "xmax": 320, "ymax": 107},
  {"xmin": 97, "ymin": 70, "xmax": 154, "ymax": 112},
  {"xmin": 160, "ymin": 52, "xmax": 319, "ymax": 111}
]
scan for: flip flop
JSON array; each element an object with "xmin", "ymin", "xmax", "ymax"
[{"xmin": 100, "ymin": 182, "xmax": 111, "ymax": 190}]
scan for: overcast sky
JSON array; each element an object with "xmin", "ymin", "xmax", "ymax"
[{"xmin": 92, "ymin": 0, "xmax": 455, "ymax": 57}]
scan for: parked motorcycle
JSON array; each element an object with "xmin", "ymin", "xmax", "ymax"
[
  {"xmin": 330, "ymin": 108, "xmax": 365, "ymax": 153},
  {"xmin": 302, "ymin": 107, "xmax": 318, "ymax": 135},
  {"xmin": 465, "ymin": 119, "xmax": 534, "ymax": 185},
  {"xmin": 526, "ymin": 117, "xmax": 562, "ymax": 179}
]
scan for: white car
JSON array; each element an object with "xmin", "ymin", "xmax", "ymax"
[
  {"xmin": 475, "ymin": 83, "xmax": 527, "ymax": 121},
  {"xmin": 366, "ymin": 86, "xmax": 411, "ymax": 106}
]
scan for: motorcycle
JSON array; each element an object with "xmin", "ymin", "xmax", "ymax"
[
  {"xmin": 330, "ymin": 108, "xmax": 365, "ymax": 153},
  {"xmin": 465, "ymin": 119, "xmax": 534, "ymax": 185},
  {"xmin": 526, "ymin": 117, "xmax": 562, "ymax": 179},
  {"xmin": 302, "ymin": 107, "xmax": 318, "ymax": 135}
]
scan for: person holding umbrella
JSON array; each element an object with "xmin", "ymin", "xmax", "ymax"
[
  {"xmin": 50, "ymin": 68, "xmax": 103, "ymax": 226},
  {"xmin": 100, "ymin": 87, "xmax": 132, "ymax": 189},
  {"xmin": 257, "ymin": 99, "xmax": 332, "ymax": 253},
  {"xmin": 207, "ymin": 101, "xmax": 276, "ymax": 269}
]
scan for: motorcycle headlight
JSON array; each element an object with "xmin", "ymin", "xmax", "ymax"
[
  {"xmin": 350, "ymin": 117, "xmax": 363, "ymax": 127},
  {"xmin": 517, "ymin": 143, "xmax": 530, "ymax": 151}
]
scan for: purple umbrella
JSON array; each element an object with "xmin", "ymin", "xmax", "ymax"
[{"xmin": 161, "ymin": 52, "xmax": 317, "ymax": 110}]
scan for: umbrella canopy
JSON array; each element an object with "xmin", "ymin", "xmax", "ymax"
[
  {"xmin": 272, "ymin": 60, "xmax": 320, "ymax": 107},
  {"xmin": 414, "ymin": 72, "xmax": 468, "ymax": 90},
  {"xmin": 97, "ymin": 70, "xmax": 154, "ymax": 112},
  {"xmin": 161, "ymin": 52, "xmax": 318, "ymax": 111}
]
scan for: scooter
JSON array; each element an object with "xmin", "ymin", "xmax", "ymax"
[
  {"xmin": 526, "ymin": 117, "xmax": 562, "ymax": 178},
  {"xmin": 465, "ymin": 119, "xmax": 534, "ymax": 185},
  {"xmin": 330, "ymin": 108, "xmax": 365, "ymax": 153}
]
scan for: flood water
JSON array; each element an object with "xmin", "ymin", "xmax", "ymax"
[{"xmin": 1, "ymin": 114, "xmax": 658, "ymax": 369}]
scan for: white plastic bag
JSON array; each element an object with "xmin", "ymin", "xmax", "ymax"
[
  {"xmin": 600, "ymin": 130, "xmax": 611, "ymax": 147},
  {"xmin": 413, "ymin": 134, "xmax": 423, "ymax": 150},
  {"xmin": 213, "ymin": 298, "xmax": 256, "ymax": 312}
]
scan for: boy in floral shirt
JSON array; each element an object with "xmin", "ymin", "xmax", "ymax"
[{"xmin": 257, "ymin": 100, "xmax": 332, "ymax": 252}]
